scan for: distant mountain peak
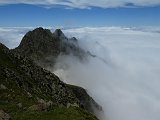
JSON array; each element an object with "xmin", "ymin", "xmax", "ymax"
[
  {"xmin": 53, "ymin": 29, "xmax": 67, "ymax": 40},
  {"xmin": 54, "ymin": 29, "xmax": 63, "ymax": 36}
]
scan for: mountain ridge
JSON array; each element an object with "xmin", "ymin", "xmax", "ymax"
[
  {"xmin": 13, "ymin": 27, "xmax": 87, "ymax": 69},
  {"xmin": 0, "ymin": 27, "xmax": 102, "ymax": 120}
]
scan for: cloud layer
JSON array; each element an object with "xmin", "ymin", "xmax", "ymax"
[
  {"xmin": 54, "ymin": 27, "xmax": 160, "ymax": 120},
  {"xmin": 0, "ymin": 0, "xmax": 160, "ymax": 8},
  {"xmin": 0, "ymin": 27, "xmax": 33, "ymax": 48}
]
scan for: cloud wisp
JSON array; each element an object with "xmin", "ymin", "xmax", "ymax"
[{"xmin": 0, "ymin": 0, "xmax": 160, "ymax": 8}]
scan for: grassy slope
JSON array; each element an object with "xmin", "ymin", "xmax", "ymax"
[{"xmin": 11, "ymin": 107, "xmax": 97, "ymax": 120}]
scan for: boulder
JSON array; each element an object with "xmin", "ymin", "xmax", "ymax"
[
  {"xmin": 0, "ymin": 110, "xmax": 10, "ymax": 120},
  {"xmin": 0, "ymin": 84, "xmax": 7, "ymax": 90}
]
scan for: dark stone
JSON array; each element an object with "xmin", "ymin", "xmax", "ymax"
[{"xmin": 12, "ymin": 28, "xmax": 87, "ymax": 68}]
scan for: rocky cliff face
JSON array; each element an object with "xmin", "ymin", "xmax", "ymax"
[
  {"xmin": 0, "ymin": 43, "xmax": 79, "ymax": 106},
  {"xmin": 0, "ymin": 28, "xmax": 102, "ymax": 120},
  {"xmin": 13, "ymin": 27, "xmax": 86, "ymax": 68}
]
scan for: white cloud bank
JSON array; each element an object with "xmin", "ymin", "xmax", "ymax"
[
  {"xmin": 53, "ymin": 27, "xmax": 160, "ymax": 120},
  {"xmin": 0, "ymin": 0, "xmax": 160, "ymax": 8},
  {"xmin": 1, "ymin": 27, "xmax": 160, "ymax": 120},
  {"xmin": 0, "ymin": 27, "xmax": 32, "ymax": 48}
]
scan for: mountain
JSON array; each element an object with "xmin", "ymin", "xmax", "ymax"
[
  {"xmin": 0, "ymin": 28, "xmax": 102, "ymax": 120},
  {"xmin": 13, "ymin": 27, "xmax": 86, "ymax": 69}
]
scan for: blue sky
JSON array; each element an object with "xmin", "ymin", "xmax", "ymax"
[{"xmin": 0, "ymin": 2, "xmax": 160, "ymax": 27}]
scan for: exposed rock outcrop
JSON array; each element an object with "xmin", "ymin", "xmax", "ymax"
[
  {"xmin": 67, "ymin": 84, "xmax": 102, "ymax": 113},
  {"xmin": 13, "ymin": 27, "xmax": 86, "ymax": 68},
  {"xmin": 0, "ymin": 110, "xmax": 10, "ymax": 120},
  {"xmin": 0, "ymin": 43, "xmax": 80, "ymax": 108}
]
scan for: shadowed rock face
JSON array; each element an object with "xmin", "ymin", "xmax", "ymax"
[
  {"xmin": 67, "ymin": 84, "xmax": 102, "ymax": 113},
  {"xmin": 13, "ymin": 27, "xmax": 87, "ymax": 68},
  {"xmin": 53, "ymin": 29, "xmax": 67, "ymax": 40}
]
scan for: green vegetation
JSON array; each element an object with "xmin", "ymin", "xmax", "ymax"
[
  {"xmin": 11, "ymin": 107, "xmax": 98, "ymax": 120},
  {"xmin": 0, "ymin": 96, "xmax": 98, "ymax": 120}
]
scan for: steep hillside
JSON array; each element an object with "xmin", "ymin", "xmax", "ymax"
[{"xmin": 0, "ymin": 40, "xmax": 101, "ymax": 120}]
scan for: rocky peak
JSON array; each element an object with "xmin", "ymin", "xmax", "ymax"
[
  {"xmin": 18, "ymin": 27, "xmax": 55, "ymax": 48},
  {"xmin": 54, "ymin": 29, "xmax": 63, "ymax": 37},
  {"xmin": 13, "ymin": 28, "xmax": 60, "ymax": 64},
  {"xmin": 53, "ymin": 29, "xmax": 67, "ymax": 40},
  {"xmin": 13, "ymin": 27, "xmax": 87, "ymax": 68}
]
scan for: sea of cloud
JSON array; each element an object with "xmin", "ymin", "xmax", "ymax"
[
  {"xmin": 0, "ymin": 27, "xmax": 33, "ymax": 48},
  {"xmin": 1, "ymin": 27, "xmax": 160, "ymax": 120},
  {"xmin": 55, "ymin": 27, "xmax": 160, "ymax": 120}
]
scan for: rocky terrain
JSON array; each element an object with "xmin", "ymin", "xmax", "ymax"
[
  {"xmin": 13, "ymin": 27, "xmax": 87, "ymax": 69},
  {"xmin": 0, "ymin": 28, "xmax": 102, "ymax": 120}
]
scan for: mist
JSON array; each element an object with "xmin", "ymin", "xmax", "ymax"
[
  {"xmin": 1, "ymin": 27, "xmax": 160, "ymax": 120},
  {"xmin": 53, "ymin": 27, "xmax": 160, "ymax": 120}
]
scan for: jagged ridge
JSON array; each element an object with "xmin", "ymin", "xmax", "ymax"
[{"xmin": 13, "ymin": 27, "xmax": 86, "ymax": 68}]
